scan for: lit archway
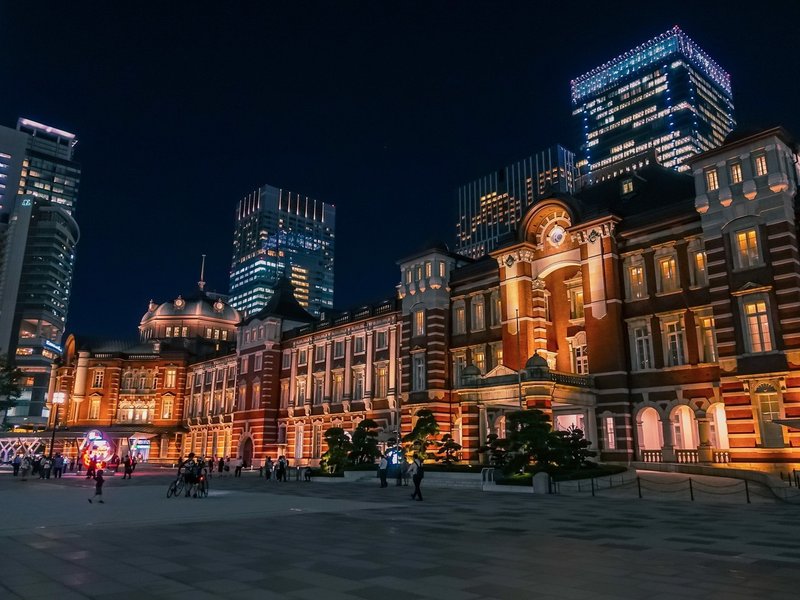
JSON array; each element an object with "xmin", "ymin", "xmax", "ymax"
[
  {"xmin": 638, "ymin": 407, "xmax": 662, "ymax": 449},
  {"xmin": 671, "ymin": 405, "xmax": 698, "ymax": 449},
  {"xmin": 707, "ymin": 402, "xmax": 729, "ymax": 449}
]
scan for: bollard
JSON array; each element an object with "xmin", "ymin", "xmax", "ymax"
[
  {"xmin": 591, "ymin": 477, "xmax": 595, "ymax": 497},
  {"xmin": 637, "ymin": 476, "xmax": 642, "ymax": 499},
  {"xmin": 689, "ymin": 478, "xmax": 694, "ymax": 501},
  {"xmin": 745, "ymin": 479, "xmax": 751, "ymax": 504}
]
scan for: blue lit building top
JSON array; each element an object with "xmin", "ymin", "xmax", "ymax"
[{"xmin": 571, "ymin": 26, "xmax": 731, "ymax": 105}]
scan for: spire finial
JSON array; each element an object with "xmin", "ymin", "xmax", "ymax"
[{"xmin": 198, "ymin": 254, "xmax": 206, "ymax": 291}]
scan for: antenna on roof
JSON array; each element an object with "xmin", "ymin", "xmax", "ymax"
[{"xmin": 198, "ymin": 254, "xmax": 206, "ymax": 291}]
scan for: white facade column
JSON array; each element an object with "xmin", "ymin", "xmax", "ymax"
[
  {"xmin": 323, "ymin": 341, "xmax": 333, "ymax": 401},
  {"xmin": 365, "ymin": 332, "xmax": 374, "ymax": 398},
  {"xmin": 660, "ymin": 416, "xmax": 675, "ymax": 462},
  {"xmin": 388, "ymin": 325, "xmax": 397, "ymax": 406},
  {"xmin": 73, "ymin": 351, "xmax": 90, "ymax": 403},
  {"xmin": 288, "ymin": 349, "xmax": 297, "ymax": 405}
]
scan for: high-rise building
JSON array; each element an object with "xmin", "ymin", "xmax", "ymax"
[
  {"xmin": 571, "ymin": 26, "xmax": 735, "ymax": 177},
  {"xmin": 0, "ymin": 118, "xmax": 81, "ymax": 427},
  {"xmin": 456, "ymin": 145, "xmax": 577, "ymax": 258},
  {"xmin": 229, "ymin": 184, "xmax": 335, "ymax": 317}
]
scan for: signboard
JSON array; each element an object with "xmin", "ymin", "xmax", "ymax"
[
  {"xmin": 79, "ymin": 429, "xmax": 115, "ymax": 468},
  {"xmin": 52, "ymin": 392, "xmax": 66, "ymax": 405},
  {"xmin": 43, "ymin": 340, "xmax": 63, "ymax": 354}
]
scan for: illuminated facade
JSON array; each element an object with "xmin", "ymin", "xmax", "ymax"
[
  {"xmin": 456, "ymin": 145, "xmax": 577, "ymax": 258},
  {"xmin": 228, "ymin": 185, "xmax": 335, "ymax": 317},
  {"xmin": 0, "ymin": 118, "xmax": 81, "ymax": 428},
  {"xmin": 571, "ymin": 26, "xmax": 735, "ymax": 177}
]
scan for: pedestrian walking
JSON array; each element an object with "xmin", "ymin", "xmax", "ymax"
[
  {"xmin": 234, "ymin": 456, "xmax": 243, "ymax": 477},
  {"xmin": 277, "ymin": 456, "xmax": 287, "ymax": 482},
  {"xmin": 20, "ymin": 455, "xmax": 32, "ymax": 481},
  {"xmin": 264, "ymin": 457, "xmax": 273, "ymax": 480},
  {"xmin": 378, "ymin": 455, "xmax": 388, "ymax": 488},
  {"xmin": 410, "ymin": 453, "xmax": 424, "ymax": 501},
  {"xmin": 88, "ymin": 469, "xmax": 105, "ymax": 503},
  {"xmin": 53, "ymin": 453, "xmax": 64, "ymax": 478},
  {"xmin": 217, "ymin": 456, "xmax": 224, "ymax": 475},
  {"xmin": 122, "ymin": 454, "xmax": 133, "ymax": 479},
  {"xmin": 12, "ymin": 454, "xmax": 21, "ymax": 476}
]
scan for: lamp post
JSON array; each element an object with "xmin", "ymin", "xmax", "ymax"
[{"xmin": 48, "ymin": 392, "xmax": 66, "ymax": 459}]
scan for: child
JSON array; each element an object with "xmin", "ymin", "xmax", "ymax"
[{"xmin": 88, "ymin": 469, "xmax": 105, "ymax": 503}]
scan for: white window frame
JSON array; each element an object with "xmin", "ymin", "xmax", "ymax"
[
  {"xmin": 754, "ymin": 153, "xmax": 768, "ymax": 177},
  {"xmin": 693, "ymin": 308, "xmax": 718, "ymax": 364},
  {"xmin": 740, "ymin": 294, "xmax": 774, "ymax": 354},
  {"xmin": 660, "ymin": 313, "xmax": 688, "ymax": 367},
  {"xmin": 352, "ymin": 368, "xmax": 365, "ymax": 400},
  {"xmin": 298, "ymin": 349, "xmax": 308, "ymax": 366},
  {"xmin": 605, "ymin": 416, "xmax": 616, "ymax": 450},
  {"xmin": 412, "ymin": 353, "xmax": 426, "ymax": 392},
  {"xmin": 729, "ymin": 161, "xmax": 743, "ymax": 184},
  {"xmin": 333, "ymin": 340, "xmax": 344, "ymax": 359},
  {"xmin": 353, "ymin": 336, "xmax": 365, "ymax": 355},
  {"xmin": 413, "ymin": 310, "xmax": 425, "ymax": 337},
  {"xmin": 314, "ymin": 345, "xmax": 325, "ymax": 363},
  {"xmin": 628, "ymin": 318, "xmax": 654, "ymax": 371},
  {"xmin": 452, "ymin": 301, "xmax": 466, "ymax": 335},
  {"xmin": 162, "ymin": 396, "xmax": 173, "ymax": 419},
  {"xmin": 654, "ymin": 246, "xmax": 679, "ymax": 294},
  {"xmin": 375, "ymin": 330, "xmax": 388, "ymax": 350},
  {"xmin": 733, "ymin": 227, "xmax": 762, "ymax": 270},
  {"xmin": 623, "ymin": 254, "xmax": 648, "ymax": 301},
  {"xmin": 705, "ymin": 167, "xmax": 719, "ymax": 191},
  {"xmin": 568, "ymin": 331, "xmax": 589, "ymax": 375},
  {"xmin": 92, "ymin": 369, "xmax": 104, "ymax": 389},
  {"xmin": 489, "ymin": 291, "xmax": 502, "ymax": 328},
  {"xmin": 470, "ymin": 296, "xmax": 485, "ymax": 332},
  {"xmin": 282, "ymin": 351, "xmax": 291, "ymax": 369}
]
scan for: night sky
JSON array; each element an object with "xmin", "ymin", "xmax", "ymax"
[{"xmin": 1, "ymin": 1, "xmax": 798, "ymax": 339}]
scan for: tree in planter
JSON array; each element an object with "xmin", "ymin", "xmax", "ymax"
[
  {"xmin": 550, "ymin": 425, "xmax": 597, "ymax": 470},
  {"xmin": 0, "ymin": 360, "xmax": 23, "ymax": 430},
  {"xmin": 505, "ymin": 409, "xmax": 553, "ymax": 474},
  {"xmin": 401, "ymin": 408, "xmax": 439, "ymax": 460},
  {"xmin": 320, "ymin": 427, "xmax": 353, "ymax": 474},
  {"xmin": 478, "ymin": 433, "xmax": 510, "ymax": 468},
  {"xmin": 434, "ymin": 433, "xmax": 462, "ymax": 466},
  {"xmin": 348, "ymin": 419, "xmax": 382, "ymax": 465}
]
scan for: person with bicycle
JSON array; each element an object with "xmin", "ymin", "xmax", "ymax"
[{"xmin": 181, "ymin": 452, "xmax": 198, "ymax": 497}]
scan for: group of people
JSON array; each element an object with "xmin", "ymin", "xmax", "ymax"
[
  {"xmin": 11, "ymin": 453, "xmax": 73, "ymax": 480},
  {"xmin": 261, "ymin": 456, "xmax": 292, "ymax": 481},
  {"xmin": 378, "ymin": 453, "xmax": 425, "ymax": 500}
]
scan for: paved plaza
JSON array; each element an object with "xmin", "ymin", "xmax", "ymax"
[{"xmin": 0, "ymin": 469, "xmax": 798, "ymax": 599}]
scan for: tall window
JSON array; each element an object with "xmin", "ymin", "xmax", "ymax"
[
  {"xmin": 471, "ymin": 297, "xmax": 485, "ymax": 331},
  {"xmin": 453, "ymin": 354, "xmax": 467, "ymax": 386},
  {"xmin": 313, "ymin": 378, "xmax": 324, "ymax": 404},
  {"xmin": 282, "ymin": 351, "xmax": 291, "ymax": 369},
  {"xmin": 730, "ymin": 162, "xmax": 743, "ymax": 184},
  {"xmin": 657, "ymin": 256, "xmax": 678, "ymax": 293},
  {"xmin": 439, "ymin": 261, "xmax": 446, "ymax": 277},
  {"xmin": 490, "ymin": 292, "xmax": 501, "ymax": 327},
  {"xmin": 92, "ymin": 370, "xmax": 104, "ymax": 388},
  {"xmin": 353, "ymin": 369, "xmax": 365, "ymax": 400},
  {"xmin": 162, "ymin": 396, "xmax": 173, "ymax": 419},
  {"xmin": 240, "ymin": 356, "xmax": 249, "ymax": 374},
  {"xmin": 296, "ymin": 380, "xmax": 307, "ymax": 404},
  {"xmin": 735, "ymin": 228, "xmax": 760, "ymax": 268},
  {"xmin": 569, "ymin": 288, "xmax": 584, "ymax": 320},
  {"xmin": 756, "ymin": 391, "xmax": 783, "ymax": 448},
  {"xmin": 663, "ymin": 319, "xmax": 686, "ymax": 367},
  {"xmin": 412, "ymin": 354, "xmax": 426, "ymax": 391},
  {"xmin": 122, "ymin": 372, "xmax": 133, "ymax": 389},
  {"xmin": 354, "ymin": 336, "xmax": 365, "ymax": 354},
  {"xmin": 573, "ymin": 344, "xmax": 588, "ymax": 374},
  {"xmin": 315, "ymin": 346, "xmax": 325, "ymax": 363},
  {"xmin": 631, "ymin": 324, "xmax": 653, "ymax": 370},
  {"xmin": 298, "ymin": 350, "xmax": 308, "ymax": 366},
  {"xmin": 89, "ymin": 398, "xmax": 100, "ymax": 420},
  {"xmin": 425, "ymin": 262, "xmax": 432, "ymax": 278},
  {"xmin": 405, "ymin": 269, "xmax": 412, "ymax": 284},
  {"xmin": 280, "ymin": 382, "xmax": 289, "ymax": 407},
  {"xmin": 705, "ymin": 168, "xmax": 719, "ymax": 191},
  {"xmin": 165, "ymin": 369, "xmax": 176, "ymax": 388},
  {"xmin": 744, "ymin": 299, "xmax": 772, "ymax": 353},
  {"xmin": 473, "ymin": 348, "xmax": 486, "ymax": 374},
  {"xmin": 375, "ymin": 366, "xmax": 388, "ymax": 398},
  {"xmin": 332, "ymin": 373, "xmax": 343, "ymax": 402},
  {"xmin": 375, "ymin": 330, "xmax": 388, "ymax": 350},
  {"xmin": 491, "ymin": 343, "xmax": 503, "ymax": 369},
  {"xmin": 334, "ymin": 340, "xmax": 344, "ymax": 358},
  {"xmin": 628, "ymin": 265, "xmax": 646, "ymax": 299},
  {"xmin": 413, "ymin": 310, "xmax": 425, "ymax": 337},
  {"xmin": 605, "ymin": 417, "xmax": 616, "ymax": 450},
  {"xmin": 692, "ymin": 251, "xmax": 707, "ymax": 286},
  {"xmin": 453, "ymin": 302, "xmax": 466, "ymax": 334},
  {"xmin": 254, "ymin": 353, "xmax": 263, "ymax": 371},
  {"xmin": 312, "ymin": 424, "xmax": 322, "ymax": 458},
  {"xmin": 754, "ymin": 153, "xmax": 768, "ymax": 177},
  {"xmin": 698, "ymin": 315, "xmax": 718, "ymax": 363}
]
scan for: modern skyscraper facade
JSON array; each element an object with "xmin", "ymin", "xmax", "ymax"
[
  {"xmin": 0, "ymin": 118, "xmax": 81, "ymax": 427},
  {"xmin": 229, "ymin": 184, "xmax": 335, "ymax": 318},
  {"xmin": 456, "ymin": 144, "xmax": 577, "ymax": 258},
  {"xmin": 571, "ymin": 26, "xmax": 735, "ymax": 177}
]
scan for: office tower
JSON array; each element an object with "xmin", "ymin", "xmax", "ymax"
[
  {"xmin": 229, "ymin": 184, "xmax": 335, "ymax": 317},
  {"xmin": 571, "ymin": 26, "xmax": 735, "ymax": 177},
  {"xmin": 456, "ymin": 144, "xmax": 577, "ymax": 258},
  {"xmin": 0, "ymin": 118, "xmax": 81, "ymax": 427}
]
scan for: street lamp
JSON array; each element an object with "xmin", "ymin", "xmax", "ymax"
[{"xmin": 48, "ymin": 392, "xmax": 66, "ymax": 459}]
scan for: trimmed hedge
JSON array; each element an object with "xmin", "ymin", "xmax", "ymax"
[{"xmin": 495, "ymin": 464, "xmax": 626, "ymax": 486}]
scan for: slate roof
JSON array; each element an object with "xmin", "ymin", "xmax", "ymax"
[{"xmin": 241, "ymin": 277, "xmax": 315, "ymax": 325}]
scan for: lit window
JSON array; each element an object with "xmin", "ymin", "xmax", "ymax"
[
  {"xmin": 744, "ymin": 299, "xmax": 772, "ymax": 353},
  {"xmin": 573, "ymin": 343, "xmax": 588, "ymax": 374},
  {"xmin": 412, "ymin": 354, "xmax": 426, "ymax": 391},
  {"xmin": 705, "ymin": 168, "xmax": 719, "ymax": 191},
  {"xmin": 569, "ymin": 288, "xmax": 584, "ymax": 320},
  {"xmin": 313, "ymin": 377, "xmax": 324, "ymax": 404},
  {"xmin": 332, "ymin": 373, "xmax": 343, "ymax": 402},
  {"xmin": 622, "ymin": 178, "xmax": 634, "ymax": 194},
  {"xmin": 735, "ymin": 228, "xmax": 760, "ymax": 268},
  {"xmin": 439, "ymin": 261, "xmax": 446, "ymax": 277},
  {"xmin": 296, "ymin": 380, "xmax": 306, "ymax": 404},
  {"xmin": 352, "ymin": 369, "xmax": 364, "ymax": 400},
  {"xmin": 473, "ymin": 348, "xmax": 486, "ymax": 374},
  {"xmin": 165, "ymin": 369, "xmax": 176, "ymax": 388},
  {"xmin": 754, "ymin": 154, "xmax": 768, "ymax": 177},
  {"xmin": 491, "ymin": 343, "xmax": 503, "ymax": 369},
  {"xmin": 730, "ymin": 162, "xmax": 742, "ymax": 184},
  {"xmin": 453, "ymin": 354, "xmax": 467, "ymax": 386},
  {"xmin": 663, "ymin": 318, "xmax": 686, "ymax": 367},
  {"xmin": 657, "ymin": 256, "xmax": 678, "ymax": 293},
  {"xmin": 413, "ymin": 310, "xmax": 425, "ymax": 337},
  {"xmin": 631, "ymin": 323, "xmax": 653, "ymax": 370},
  {"xmin": 89, "ymin": 398, "xmax": 101, "ymax": 420},
  {"xmin": 425, "ymin": 262, "xmax": 432, "ymax": 278},
  {"xmin": 692, "ymin": 251, "xmax": 707, "ymax": 287},
  {"xmin": 471, "ymin": 297, "xmax": 485, "ymax": 331},
  {"xmin": 453, "ymin": 302, "xmax": 466, "ymax": 334},
  {"xmin": 92, "ymin": 370, "xmax": 104, "ymax": 388},
  {"xmin": 628, "ymin": 265, "xmax": 646, "ymax": 299},
  {"xmin": 756, "ymin": 392, "xmax": 783, "ymax": 448},
  {"xmin": 375, "ymin": 366, "xmax": 388, "ymax": 397},
  {"xmin": 698, "ymin": 315, "xmax": 717, "ymax": 363},
  {"xmin": 162, "ymin": 396, "xmax": 173, "ymax": 419},
  {"xmin": 490, "ymin": 292, "xmax": 502, "ymax": 327},
  {"xmin": 405, "ymin": 269, "xmax": 412, "ymax": 284},
  {"xmin": 166, "ymin": 326, "xmax": 172, "ymax": 337},
  {"xmin": 605, "ymin": 417, "xmax": 616, "ymax": 450}
]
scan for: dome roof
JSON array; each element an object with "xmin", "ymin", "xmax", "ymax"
[
  {"xmin": 525, "ymin": 354, "xmax": 549, "ymax": 370},
  {"xmin": 141, "ymin": 292, "xmax": 240, "ymax": 325},
  {"xmin": 462, "ymin": 364, "xmax": 482, "ymax": 377}
]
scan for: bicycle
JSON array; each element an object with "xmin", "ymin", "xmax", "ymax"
[
  {"xmin": 166, "ymin": 475, "xmax": 185, "ymax": 498},
  {"xmin": 195, "ymin": 470, "xmax": 209, "ymax": 498}
]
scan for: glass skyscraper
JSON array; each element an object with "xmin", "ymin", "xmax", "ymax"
[
  {"xmin": 571, "ymin": 26, "xmax": 735, "ymax": 177},
  {"xmin": 229, "ymin": 184, "xmax": 335, "ymax": 317},
  {"xmin": 456, "ymin": 144, "xmax": 577, "ymax": 258},
  {"xmin": 0, "ymin": 118, "xmax": 81, "ymax": 427}
]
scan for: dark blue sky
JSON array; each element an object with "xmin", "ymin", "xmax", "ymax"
[{"xmin": 1, "ymin": 1, "xmax": 798, "ymax": 338}]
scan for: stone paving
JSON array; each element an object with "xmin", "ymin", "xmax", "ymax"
[{"xmin": 0, "ymin": 469, "xmax": 798, "ymax": 599}]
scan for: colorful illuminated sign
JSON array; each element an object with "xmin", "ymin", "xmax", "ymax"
[{"xmin": 80, "ymin": 429, "xmax": 115, "ymax": 468}]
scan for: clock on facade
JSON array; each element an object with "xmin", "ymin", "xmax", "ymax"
[{"xmin": 548, "ymin": 225, "xmax": 566, "ymax": 247}]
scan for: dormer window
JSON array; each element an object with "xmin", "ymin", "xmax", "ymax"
[
  {"xmin": 754, "ymin": 153, "xmax": 768, "ymax": 177},
  {"xmin": 730, "ymin": 162, "xmax": 743, "ymax": 184},
  {"xmin": 621, "ymin": 178, "xmax": 634, "ymax": 195},
  {"xmin": 705, "ymin": 168, "xmax": 719, "ymax": 192}
]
